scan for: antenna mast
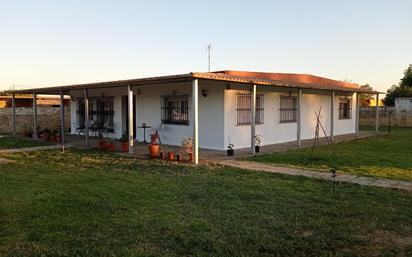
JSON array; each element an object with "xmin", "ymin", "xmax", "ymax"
[{"xmin": 206, "ymin": 43, "xmax": 212, "ymax": 72}]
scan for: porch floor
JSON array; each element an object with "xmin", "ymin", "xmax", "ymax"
[{"xmin": 63, "ymin": 131, "xmax": 380, "ymax": 163}]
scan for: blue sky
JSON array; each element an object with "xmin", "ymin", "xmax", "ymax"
[{"xmin": 1, "ymin": 0, "xmax": 411, "ymax": 92}]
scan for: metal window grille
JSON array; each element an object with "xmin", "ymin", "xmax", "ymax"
[
  {"xmin": 236, "ymin": 93, "xmax": 264, "ymax": 126},
  {"xmin": 339, "ymin": 97, "xmax": 352, "ymax": 119},
  {"xmin": 96, "ymin": 99, "xmax": 114, "ymax": 128},
  {"xmin": 161, "ymin": 95, "xmax": 189, "ymax": 125},
  {"xmin": 76, "ymin": 101, "xmax": 94, "ymax": 126},
  {"xmin": 279, "ymin": 96, "xmax": 297, "ymax": 123}
]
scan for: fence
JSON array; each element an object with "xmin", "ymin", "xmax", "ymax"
[
  {"xmin": 359, "ymin": 106, "xmax": 412, "ymax": 127},
  {"xmin": 0, "ymin": 107, "xmax": 71, "ymax": 135}
]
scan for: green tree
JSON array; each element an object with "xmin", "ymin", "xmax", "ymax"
[{"xmin": 383, "ymin": 64, "xmax": 412, "ymax": 106}]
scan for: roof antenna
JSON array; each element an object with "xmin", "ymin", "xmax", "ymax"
[{"xmin": 205, "ymin": 43, "xmax": 213, "ymax": 72}]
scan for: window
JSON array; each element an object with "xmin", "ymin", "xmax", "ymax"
[
  {"xmin": 339, "ymin": 97, "xmax": 352, "ymax": 119},
  {"xmin": 236, "ymin": 93, "xmax": 264, "ymax": 126},
  {"xmin": 279, "ymin": 96, "xmax": 297, "ymax": 123},
  {"xmin": 76, "ymin": 101, "xmax": 94, "ymax": 127},
  {"xmin": 161, "ymin": 95, "xmax": 189, "ymax": 125},
  {"xmin": 95, "ymin": 99, "xmax": 114, "ymax": 128}
]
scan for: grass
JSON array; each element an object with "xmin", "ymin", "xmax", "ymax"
[
  {"xmin": 0, "ymin": 136, "xmax": 51, "ymax": 149},
  {"xmin": 249, "ymin": 127, "xmax": 412, "ymax": 181},
  {"xmin": 0, "ymin": 149, "xmax": 411, "ymax": 257}
]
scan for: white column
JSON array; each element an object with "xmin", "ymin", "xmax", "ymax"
[
  {"xmin": 355, "ymin": 92, "xmax": 360, "ymax": 137},
  {"xmin": 32, "ymin": 92, "xmax": 38, "ymax": 140},
  {"xmin": 12, "ymin": 93, "xmax": 16, "ymax": 136},
  {"xmin": 375, "ymin": 93, "xmax": 379, "ymax": 133},
  {"xmin": 192, "ymin": 79, "xmax": 199, "ymax": 164},
  {"xmin": 330, "ymin": 91, "xmax": 335, "ymax": 142},
  {"xmin": 60, "ymin": 90, "xmax": 65, "ymax": 151},
  {"xmin": 297, "ymin": 89, "xmax": 302, "ymax": 147},
  {"xmin": 128, "ymin": 85, "xmax": 134, "ymax": 154},
  {"xmin": 84, "ymin": 88, "xmax": 89, "ymax": 147},
  {"xmin": 251, "ymin": 84, "xmax": 256, "ymax": 154}
]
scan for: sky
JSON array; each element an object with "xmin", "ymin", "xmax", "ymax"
[{"xmin": 1, "ymin": 0, "xmax": 411, "ymax": 92}]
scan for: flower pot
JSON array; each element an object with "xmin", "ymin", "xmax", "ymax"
[
  {"xmin": 227, "ymin": 149, "xmax": 234, "ymax": 156},
  {"xmin": 98, "ymin": 140, "xmax": 108, "ymax": 150},
  {"xmin": 168, "ymin": 152, "xmax": 174, "ymax": 161},
  {"xmin": 106, "ymin": 143, "xmax": 116, "ymax": 152},
  {"xmin": 121, "ymin": 142, "xmax": 129, "ymax": 152},
  {"xmin": 188, "ymin": 152, "xmax": 193, "ymax": 161},
  {"xmin": 148, "ymin": 144, "xmax": 160, "ymax": 157},
  {"xmin": 255, "ymin": 146, "xmax": 260, "ymax": 153}
]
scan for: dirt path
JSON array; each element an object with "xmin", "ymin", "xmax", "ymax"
[{"xmin": 220, "ymin": 160, "xmax": 412, "ymax": 192}]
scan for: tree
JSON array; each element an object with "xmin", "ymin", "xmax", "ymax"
[
  {"xmin": 359, "ymin": 84, "xmax": 373, "ymax": 106},
  {"xmin": 383, "ymin": 64, "xmax": 412, "ymax": 106}
]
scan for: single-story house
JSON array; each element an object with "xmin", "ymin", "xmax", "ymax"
[{"xmin": 10, "ymin": 70, "xmax": 381, "ymax": 164}]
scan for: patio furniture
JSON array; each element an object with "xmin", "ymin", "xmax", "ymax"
[{"xmin": 138, "ymin": 123, "xmax": 152, "ymax": 144}]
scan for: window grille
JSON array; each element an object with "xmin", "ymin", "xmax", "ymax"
[
  {"xmin": 339, "ymin": 97, "xmax": 352, "ymax": 119},
  {"xmin": 279, "ymin": 96, "xmax": 297, "ymax": 123},
  {"xmin": 161, "ymin": 95, "xmax": 189, "ymax": 125},
  {"xmin": 236, "ymin": 93, "xmax": 264, "ymax": 126},
  {"xmin": 76, "ymin": 101, "xmax": 94, "ymax": 126}
]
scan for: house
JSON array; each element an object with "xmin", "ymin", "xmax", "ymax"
[
  {"xmin": 10, "ymin": 70, "xmax": 380, "ymax": 164},
  {"xmin": 395, "ymin": 97, "xmax": 412, "ymax": 112}
]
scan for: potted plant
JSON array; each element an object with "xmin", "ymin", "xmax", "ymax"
[
  {"xmin": 168, "ymin": 151, "xmax": 175, "ymax": 161},
  {"xmin": 227, "ymin": 143, "xmax": 234, "ymax": 156},
  {"xmin": 148, "ymin": 131, "xmax": 160, "ymax": 157},
  {"xmin": 181, "ymin": 137, "xmax": 193, "ymax": 161},
  {"xmin": 98, "ymin": 138, "xmax": 108, "ymax": 151},
  {"xmin": 119, "ymin": 134, "xmax": 129, "ymax": 152},
  {"xmin": 106, "ymin": 139, "xmax": 116, "ymax": 152},
  {"xmin": 255, "ymin": 134, "xmax": 263, "ymax": 153}
]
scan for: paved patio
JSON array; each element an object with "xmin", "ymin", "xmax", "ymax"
[{"xmin": 63, "ymin": 131, "xmax": 381, "ymax": 162}]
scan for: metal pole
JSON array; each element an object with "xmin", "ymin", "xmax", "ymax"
[
  {"xmin": 12, "ymin": 93, "xmax": 16, "ymax": 136},
  {"xmin": 32, "ymin": 92, "xmax": 38, "ymax": 140},
  {"xmin": 355, "ymin": 92, "xmax": 360, "ymax": 137},
  {"xmin": 84, "ymin": 88, "xmax": 89, "ymax": 147},
  {"xmin": 192, "ymin": 79, "xmax": 199, "ymax": 164},
  {"xmin": 251, "ymin": 84, "xmax": 256, "ymax": 154},
  {"xmin": 330, "ymin": 91, "xmax": 334, "ymax": 142},
  {"xmin": 128, "ymin": 85, "xmax": 134, "ymax": 154},
  {"xmin": 375, "ymin": 93, "xmax": 379, "ymax": 133},
  {"xmin": 60, "ymin": 90, "xmax": 65, "ymax": 152},
  {"xmin": 297, "ymin": 89, "xmax": 302, "ymax": 147}
]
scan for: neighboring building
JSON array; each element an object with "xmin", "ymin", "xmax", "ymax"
[
  {"xmin": 364, "ymin": 98, "xmax": 384, "ymax": 107},
  {"xmin": 12, "ymin": 70, "xmax": 378, "ymax": 155},
  {"xmin": 395, "ymin": 97, "xmax": 412, "ymax": 112},
  {"xmin": 0, "ymin": 94, "xmax": 70, "ymax": 108}
]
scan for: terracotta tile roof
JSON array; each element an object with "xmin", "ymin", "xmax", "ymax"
[{"xmin": 12, "ymin": 70, "xmax": 378, "ymax": 94}]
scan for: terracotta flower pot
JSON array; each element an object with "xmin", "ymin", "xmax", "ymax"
[
  {"xmin": 121, "ymin": 142, "xmax": 129, "ymax": 152},
  {"xmin": 98, "ymin": 140, "xmax": 108, "ymax": 150},
  {"xmin": 168, "ymin": 151, "xmax": 174, "ymax": 161},
  {"xmin": 106, "ymin": 143, "xmax": 116, "ymax": 152},
  {"xmin": 148, "ymin": 144, "xmax": 160, "ymax": 157},
  {"xmin": 188, "ymin": 152, "xmax": 193, "ymax": 161}
]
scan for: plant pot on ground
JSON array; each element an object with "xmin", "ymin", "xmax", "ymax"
[
  {"xmin": 106, "ymin": 142, "xmax": 116, "ymax": 152},
  {"xmin": 98, "ymin": 139, "xmax": 108, "ymax": 151},
  {"xmin": 119, "ymin": 134, "xmax": 129, "ymax": 153},
  {"xmin": 168, "ymin": 151, "xmax": 175, "ymax": 161},
  {"xmin": 227, "ymin": 143, "xmax": 234, "ymax": 156},
  {"xmin": 148, "ymin": 144, "xmax": 160, "ymax": 157}
]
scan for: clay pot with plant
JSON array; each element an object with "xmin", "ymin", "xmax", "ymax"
[
  {"xmin": 106, "ymin": 140, "xmax": 116, "ymax": 152},
  {"xmin": 181, "ymin": 137, "xmax": 193, "ymax": 161},
  {"xmin": 120, "ymin": 134, "xmax": 129, "ymax": 152},
  {"xmin": 148, "ymin": 130, "xmax": 160, "ymax": 157},
  {"xmin": 98, "ymin": 138, "xmax": 108, "ymax": 151}
]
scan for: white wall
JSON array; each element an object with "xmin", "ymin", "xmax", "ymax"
[{"xmin": 224, "ymin": 86, "xmax": 356, "ymax": 149}]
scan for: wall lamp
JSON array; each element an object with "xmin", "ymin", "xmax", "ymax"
[{"xmin": 201, "ymin": 89, "xmax": 208, "ymax": 97}]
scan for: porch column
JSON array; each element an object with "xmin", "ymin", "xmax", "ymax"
[
  {"xmin": 12, "ymin": 93, "xmax": 16, "ymax": 136},
  {"xmin": 375, "ymin": 93, "xmax": 379, "ymax": 133},
  {"xmin": 330, "ymin": 90, "xmax": 335, "ymax": 142},
  {"xmin": 84, "ymin": 88, "xmax": 89, "ymax": 148},
  {"xmin": 355, "ymin": 92, "xmax": 360, "ymax": 137},
  {"xmin": 127, "ymin": 85, "xmax": 134, "ymax": 154},
  {"xmin": 192, "ymin": 79, "xmax": 199, "ymax": 164},
  {"xmin": 297, "ymin": 89, "xmax": 302, "ymax": 147},
  {"xmin": 60, "ymin": 90, "xmax": 65, "ymax": 151},
  {"xmin": 32, "ymin": 92, "xmax": 38, "ymax": 140},
  {"xmin": 251, "ymin": 84, "xmax": 256, "ymax": 154}
]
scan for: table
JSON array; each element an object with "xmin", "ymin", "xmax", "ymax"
[{"xmin": 138, "ymin": 123, "xmax": 152, "ymax": 144}]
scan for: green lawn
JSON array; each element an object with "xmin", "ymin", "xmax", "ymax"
[
  {"xmin": 0, "ymin": 136, "xmax": 51, "ymax": 149},
  {"xmin": 249, "ymin": 127, "xmax": 412, "ymax": 181},
  {"xmin": 0, "ymin": 149, "xmax": 411, "ymax": 256}
]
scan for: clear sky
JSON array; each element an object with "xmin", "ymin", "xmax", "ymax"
[{"xmin": 1, "ymin": 0, "xmax": 411, "ymax": 92}]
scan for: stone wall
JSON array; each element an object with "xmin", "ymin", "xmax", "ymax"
[
  {"xmin": 359, "ymin": 106, "xmax": 412, "ymax": 127},
  {"xmin": 0, "ymin": 107, "xmax": 71, "ymax": 135}
]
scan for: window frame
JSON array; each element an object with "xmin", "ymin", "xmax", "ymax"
[
  {"xmin": 161, "ymin": 95, "xmax": 189, "ymax": 125},
  {"xmin": 235, "ymin": 93, "xmax": 264, "ymax": 126},
  {"xmin": 279, "ymin": 95, "xmax": 298, "ymax": 123},
  {"xmin": 339, "ymin": 97, "xmax": 352, "ymax": 120}
]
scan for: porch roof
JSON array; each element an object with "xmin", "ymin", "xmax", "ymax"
[{"xmin": 11, "ymin": 70, "xmax": 380, "ymax": 95}]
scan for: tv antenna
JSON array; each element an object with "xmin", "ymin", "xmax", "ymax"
[{"xmin": 206, "ymin": 43, "xmax": 213, "ymax": 72}]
